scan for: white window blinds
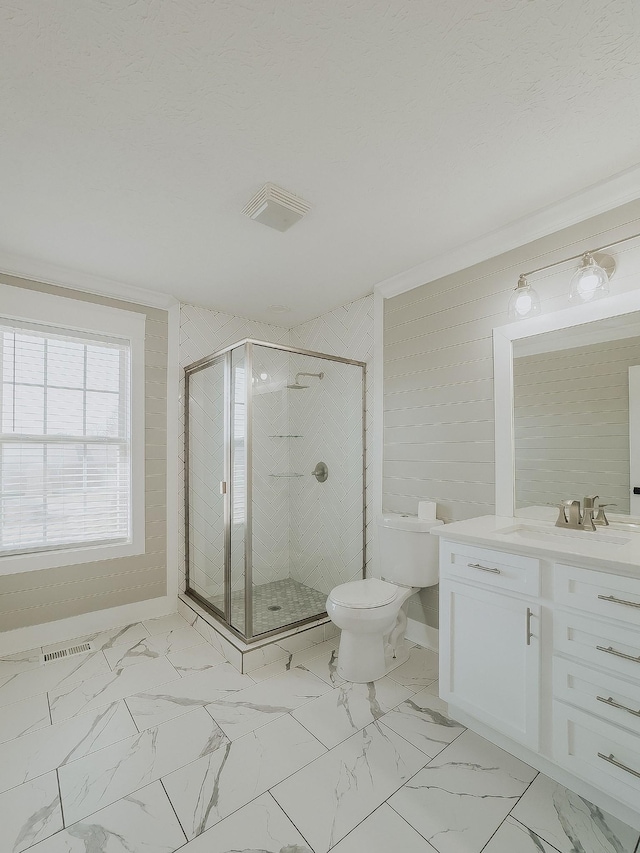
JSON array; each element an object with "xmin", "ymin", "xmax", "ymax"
[{"xmin": 0, "ymin": 322, "xmax": 132, "ymax": 556}]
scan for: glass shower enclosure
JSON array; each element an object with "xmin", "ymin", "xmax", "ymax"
[{"xmin": 185, "ymin": 339, "xmax": 366, "ymax": 642}]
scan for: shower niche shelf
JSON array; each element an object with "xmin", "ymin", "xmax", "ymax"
[
  {"xmin": 269, "ymin": 434, "xmax": 303, "ymax": 438},
  {"xmin": 269, "ymin": 473, "xmax": 305, "ymax": 478}
]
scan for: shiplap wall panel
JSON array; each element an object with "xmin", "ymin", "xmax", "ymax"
[
  {"xmin": 384, "ymin": 198, "xmax": 640, "ymax": 630},
  {"xmin": 514, "ymin": 337, "xmax": 640, "ymax": 513},
  {"xmin": 0, "ymin": 273, "xmax": 168, "ymax": 632}
]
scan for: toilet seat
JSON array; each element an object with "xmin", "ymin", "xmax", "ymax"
[{"xmin": 329, "ymin": 578, "xmax": 397, "ymax": 609}]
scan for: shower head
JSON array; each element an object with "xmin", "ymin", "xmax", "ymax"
[{"xmin": 286, "ymin": 371, "xmax": 324, "ymax": 390}]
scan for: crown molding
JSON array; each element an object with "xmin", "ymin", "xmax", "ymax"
[
  {"xmin": 0, "ymin": 250, "xmax": 178, "ymax": 310},
  {"xmin": 375, "ymin": 163, "xmax": 640, "ymax": 300}
]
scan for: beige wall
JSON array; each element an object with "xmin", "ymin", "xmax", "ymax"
[
  {"xmin": 383, "ymin": 198, "xmax": 640, "ymax": 630},
  {"xmin": 0, "ymin": 273, "xmax": 169, "ymax": 632},
  {"xmin": 514, "ymin": 337, "xmax": 640, "ymax": 513}
]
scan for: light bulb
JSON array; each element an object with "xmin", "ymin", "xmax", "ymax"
[
  {"xmin": 569, "ymin": 253, "xmax": 609, "ymax": 303},
  {"xmin": 508, "ymin": 275, "xmax": 541, "ymax": 321}
]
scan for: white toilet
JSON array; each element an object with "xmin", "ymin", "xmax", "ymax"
[{"xmin": 326, "ymin": 513, "xmax": 443, "ymax": 683}]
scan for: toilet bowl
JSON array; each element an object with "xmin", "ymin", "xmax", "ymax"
[
  {"xmin": 327, "ymin": 513, "xmax": 443, "ymax": 683},
  {"xmin": 326, "ymin": 578, "xmax": 415, "ymax": 682}
]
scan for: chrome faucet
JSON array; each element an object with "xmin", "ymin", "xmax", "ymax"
[{"xmin": 555, "ymin": 498, "xmax": 596, "ymax": 531}]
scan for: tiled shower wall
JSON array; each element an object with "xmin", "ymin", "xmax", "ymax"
[
  {"xmin": 290, "ymin": 296, "xmax": 374, "ymax": 593},
  {"xmin": 179, "ymin": 295, "xmax": 374, "ymax": 602}
]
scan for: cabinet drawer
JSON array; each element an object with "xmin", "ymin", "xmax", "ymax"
[
  {"xmin": 554, "ymin": 564, "xmax": 640, "ymax": 628},
  {"xmin": 440, "ymin": 540, "xmax": 540, "ymax": 596},
  {"xmin": 554, "ymin": 611, "xmax": 640, "ymax": 683},
  {"xmin": 553, "ymin": 657, "xmax": 640, "ymax": 739},
  {"xmin": 554, "ymin": 701, "xmax": 640, "ymax": 811}
]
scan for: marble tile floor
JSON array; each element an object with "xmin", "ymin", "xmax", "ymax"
[{"xmin": 0, "ymin": 612, "xmax": 639, "ymax": 853}]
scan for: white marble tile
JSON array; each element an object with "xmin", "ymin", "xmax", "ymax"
[
  {"xmin": 167, "ymin": 642, "xmax": 226, "ymax": 676},
  {"xmin": 0, "ymin": 648, "xmax": 43, "ymax": 679},
  {"xmin": 0, "ymin": 700, "xmax": 137, "ymax": 793},
  {"xmin": 103, "ymin": 626, "xmax": 205, "ymax": 670},
  {"xmin": 42, "ymin": 623, "xmax": 149, "ymax": 656},
  {"xmin": 0, "ymin": 693, "xmax": 50, "ymax": 744},
  {"xmin": 292, "ymin": 676, "xmax": 414, "ymax": 748},
  {"xmin": 324, "ymin": 621, "xmax": 340, "ymax": 640},
  {"xmin": 330, "ymin": 803, "xmax": 436, "ymax": 853},
  {"xmin": 206, "ymin": 667, "xmax": 331, "ymax": 740},
  {"xmin": 379, "ymin": 686, "xmax": 466, "ymax": 757},
  {"xmin": 0, "ymin": 771, "xmax": 63, "ymax": 853},
  {"xmin": 302, "ymin": 646, "xmax": 344, "ymax": 686},
  {"xmin": 511, "ymin": 773, "xmax": 640, "ymax": 853},
  {"xmin": 163, "ymin": 714, "xmax": 326, "ymax": 840},
  {"xmin": 49, "ymin": 656, "xmax": 179, "ymax": 722},
  {"xmin": 58, "ymin": 706, "xmax": 228, "ymax": 825},
  {"xmin": 27, "ymin": 782, "xmax": 187, "ymax": 853},
  {"xmin": 125, "ymin": 663, "xmax": 253, "ymax": 730},
  {"xmin": 482, "ymin": 817, "xmax": 562, "ymax": 853},
  {"xmin": 143, "ymin": 612, "xmax": 190, "ymax": 635},
  {"xmin": 248, "ymin": 637, "xmax": 340, "ymax": 683},
  {"xmin": 193, "ymin": 616, "xmax": 242, "ymax": 671},
  {"xmin": 242, "ymin": 626, "xmax": 327, "ymax": 673},
  {"xmin": 388, "ymin": 729, "xmax": 537, "ymax": 853},
  {"xmin": 386, "ymin": 646, "xmax": 439, "ymax": 690},
  {"xmin": 271, "ymin": 720, "xmax": 430, "ymax": 853},
  {"xmin": 177, "ymin": 598, "xmax": 199, "ymax": 627},
  {"xmin": 0, "ymin": 651, "xmax": 110, "ymax": 709},
  {"xmin": 177, "ymin": 792, "xmax": 312, "ymax": 852}
]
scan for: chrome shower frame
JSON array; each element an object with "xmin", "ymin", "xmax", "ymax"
[{"xmin": 184, "ymin": 338, "xmax": 367, "ymax": 644}]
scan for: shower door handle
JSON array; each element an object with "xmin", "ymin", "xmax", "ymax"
[{"xmin": 219, "ymin": 481, "xmax": 227, "ymax": 495}]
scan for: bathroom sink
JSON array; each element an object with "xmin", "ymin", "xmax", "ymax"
[{"xmin": 495, "ymin": 524, "xmax": 632, "ymax": 547}]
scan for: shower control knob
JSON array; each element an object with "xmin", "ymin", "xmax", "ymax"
[{"xmin": 312, "ymin": 462, "xmax": 329, "ymax": 483}]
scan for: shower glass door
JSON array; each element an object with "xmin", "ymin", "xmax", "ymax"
[
  {"xmin": 185, "ymin": 338, "xmax": 366, "ymax": 643},
  {"xmin": 185, "ymin": 355, "xmax": 228, "ymax": 618},
  {"xmin": 250, "ymin": 343, "xmax": 365, "ymax": 636}
]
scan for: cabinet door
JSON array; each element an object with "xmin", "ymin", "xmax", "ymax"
[{"xmin": 440, "ymin": 580, "xmax": 540, "ymax": 749}]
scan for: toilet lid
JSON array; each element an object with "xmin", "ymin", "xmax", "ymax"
[{"xmin": 330, "ymin": 578, "xmax": 398, "ymax": 608}]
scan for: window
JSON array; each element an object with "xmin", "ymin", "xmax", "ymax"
[{"xmin": 0, "ymin": 284, "xmax": 146, "ymax": 574}]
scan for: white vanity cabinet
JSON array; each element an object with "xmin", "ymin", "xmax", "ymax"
[
  {"xmin": 436, "ymin": 524, "xmax": 640, "ymax": 830},
  {"xmin": 439, "ymin": 540, "xmax": 541, "ymax": 749}
]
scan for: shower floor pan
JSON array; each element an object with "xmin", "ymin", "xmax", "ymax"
[{"xmin": 209, "ymin": 578, "xmax": 328, "ymax": 635}]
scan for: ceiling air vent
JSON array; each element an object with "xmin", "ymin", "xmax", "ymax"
[
  {"xmin": 42, "ymin": 642, "xmax": 93, "ymax": 664},
  {"xmin": 242, "ymin": 183, "xmax": 311, "ymax": 232}
]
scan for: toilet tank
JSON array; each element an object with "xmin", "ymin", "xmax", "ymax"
[{"xmin": 378, "ymin": 513, "xmax": 443, "ymax": 587}]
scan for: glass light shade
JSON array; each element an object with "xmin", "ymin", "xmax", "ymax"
[
  {"xmin": 508, "ymin": 276, "xmax": 541, "ymax": 321},
  {"xmin": 569, "ymin": 253, "xmax": 610, "ymax": 303}
]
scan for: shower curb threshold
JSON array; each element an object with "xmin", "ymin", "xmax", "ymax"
[{"xmin": 178, "ymin": 593, "xmax": 338, "ymax": 674}]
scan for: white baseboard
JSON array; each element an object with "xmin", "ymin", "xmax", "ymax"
[
  {"xmin": 0, "ymin": 595, "xmax": 176, "ymax": 655},
  {"xmin": 406, "ymin": 617, "xmax": 439, "ymax": 652}
]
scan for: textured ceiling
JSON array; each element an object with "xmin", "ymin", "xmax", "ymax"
[{"xmin": 1, "ymin": 1, "xmax": 640, "ymax": 324}]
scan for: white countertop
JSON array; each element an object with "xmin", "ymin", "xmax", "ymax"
[{"xmin": 431, "ymin": 513, "xmax": 640, "ymax": 575}]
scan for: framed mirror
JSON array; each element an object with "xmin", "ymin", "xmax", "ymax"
[{"xmin": 493, "ymin": 290, "xmax": 640, "ymax": 519}]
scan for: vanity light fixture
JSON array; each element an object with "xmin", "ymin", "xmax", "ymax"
[
  {"xmin": 508, "ymin": 275, "xmax": 541, "ymax": 321},
  {"xmin": 512, "ymin": 230, "xmax": 638, "ymax": 319},
  {"xmin": 569, "ymin": 252, "xmax": 611, "ymax": 303}
]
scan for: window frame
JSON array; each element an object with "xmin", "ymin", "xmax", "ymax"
[{"xmin": 0, "ymin": 283, "xmax": 146, "ymax": 576}]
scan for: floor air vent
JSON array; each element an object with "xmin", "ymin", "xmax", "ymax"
[{"xmin": 42, "ymin": 642, "xmax": 92, "ymax": 663}]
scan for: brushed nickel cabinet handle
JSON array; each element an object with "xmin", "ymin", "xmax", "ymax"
[
  {"xmin": 597, "ymin": 695, "xmax": 640, "ymax": 718},
  {"xmin": 467, "ymin": 563, "xmax": 501, "ymax": 574},
  {"xmin": 598, "ymin": 752, "xmax": 640, "ymax": 780},
  {"xmin": 526, "ymin": 607, "xmax": 533, "ymax": 646},
  {"xmin": 596, "ymin": 645, "xmax": 640, "ymax": 664},
  {"xmin": 598, "ymin": 594, "xmax": 640, "ymax": 609}
]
